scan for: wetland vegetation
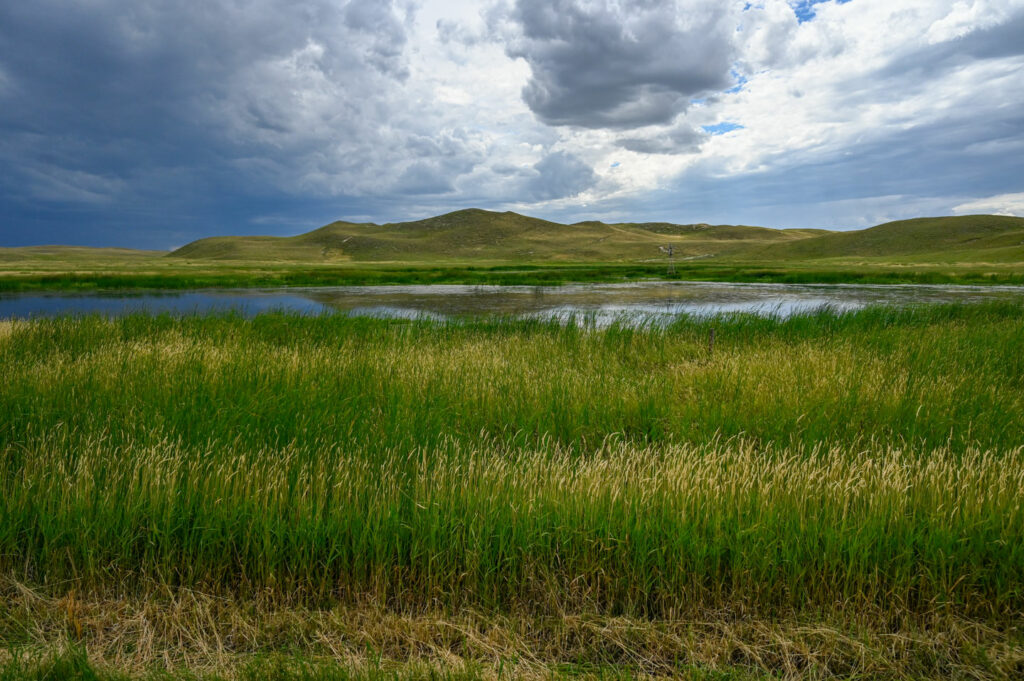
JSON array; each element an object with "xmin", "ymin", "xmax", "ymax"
[
  {"xmin": 3, "ymin": 211, "xmax": 1024, "ymax": 679},
  {"xmin": 2, "ymin": 302, "xmax": 1023, "ymax": 679}
]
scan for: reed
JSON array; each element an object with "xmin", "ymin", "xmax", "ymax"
[
  {"xmin": 4, "ymin": 436, "xmax": 1023, "ymax": 617},
  {"xmin": 1, "ymin": 303, "xmax": 1022, "ymax": 678}
]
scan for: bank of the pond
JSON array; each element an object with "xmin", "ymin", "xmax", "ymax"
[{"xmin": 3, "ymin": 261, "xmax": 1024, "ymax": 292}]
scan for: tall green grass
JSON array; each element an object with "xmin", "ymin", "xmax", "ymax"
[
  {"xmin": 1, "ymin": 303, "xmax": 1023, "ymax": 621},
  {"xmin": 5, "ymin": 436, "xmax": 1022, "ymax": 618},
  {"xmin": 3, "ymin": 303, "xmax": 1023, "ymax": 453}
]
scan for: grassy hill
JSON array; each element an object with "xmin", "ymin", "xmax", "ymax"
[
  {"xmin": 168, "ymin": 208, "xmax": 816, "ymax": 262},
  {"xmin": 167, "ymin": 209, "xmax": 1024, "ymax": 265},
  {"xmin": 748, "ymin": 215, "xmax": 1024, "ymax": 263},
  {"xmin": 2, "ymin": 211, "xmax": 1022, "ymax": 291},
  {"xmin": 0, "ymin": 245, "xmax": 167, "ymax": 264}
]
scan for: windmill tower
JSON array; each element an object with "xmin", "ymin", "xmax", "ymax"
[{"xmin": 658, "ymin": 244, "xmax": 675, "ymax": 275}]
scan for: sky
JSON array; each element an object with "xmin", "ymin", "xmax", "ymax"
[{"xmin": 1, "ymin": 0, "xmax": 1023, "ymax": 249}]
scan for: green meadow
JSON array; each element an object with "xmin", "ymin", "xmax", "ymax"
[
  {"xmin": 2, "ymin": 211, "xmax": 1024, "ymax": 291},
  {"xmin": 2, "ymin": 302, "xmax": 1024, "ymax": 679}
]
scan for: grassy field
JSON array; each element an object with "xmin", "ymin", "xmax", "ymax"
[
  {"xmin": 3, "ymin": 259, "xmax": 1024, "ymax": 293},
  {"xmin": 2, "ymin": 211, "xmax": 1023, "ymax": 291},
  {"xmin": 2, "ymin": 303, "xmax": 1023, "ymax": 679}
]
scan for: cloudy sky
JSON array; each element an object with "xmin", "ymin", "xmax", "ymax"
[{"xmin": 1, "ymin": 0, "xmax": 1022, "ymax": 248}]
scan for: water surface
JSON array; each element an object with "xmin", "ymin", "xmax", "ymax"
[{"xmin": 3, "ymin": 281, "xmax": 1023, "ymax": 325}]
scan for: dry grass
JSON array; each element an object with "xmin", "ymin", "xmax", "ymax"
[{"xmin": 3, "ymin": 580, "xmax": 1022, "ymax": 679}]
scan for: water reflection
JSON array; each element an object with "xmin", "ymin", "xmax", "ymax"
[{"xmin": 2, "ymin": 281, "xmax": 1023, "ymax": 325}]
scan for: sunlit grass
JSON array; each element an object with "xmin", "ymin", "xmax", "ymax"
[
  {"xmin": 2, "ymin": 303, "xmax": 1023, "ymax": 678},
  {"xmin": 5, "ymin": 435, "xmax": 1022, "ymax": 617},
  {"xmin": 2, "ymin": 260, "xmax": 1024, "ymax": 291}
]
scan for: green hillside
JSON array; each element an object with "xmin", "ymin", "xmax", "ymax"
[
  {"xmin": 0, "ymin": 245, "xmax": 166, "ymax": 263},
  {"xmin": 749, "ymin": 214, "xmax": 1024, "ymax": 263},
  {"xmin": 168, "ymin": 208, "xmax": 814, "ymax": 262},
  {"xmin": 2, "ymin": 212, "xmax": 1022, "ymax": 292},
  {"xmin": 168, "ymin": 210, "xmax": 1024, "ymax": 265}
]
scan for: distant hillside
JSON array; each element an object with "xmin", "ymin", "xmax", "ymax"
[
  {"xmin": 6, "ymin": 212, "xmax": 1020, "ymax": 267},
  {"xmin": 168, "ymin": 208, "xmax": 816, "ymax": 262},
  {"xmin": 0, "ymin": 246, "xmax": 167, "ymax": 263},
  {"xmin": 749, "ymin": 215, "xmax": 1024, "ymax": 263}
]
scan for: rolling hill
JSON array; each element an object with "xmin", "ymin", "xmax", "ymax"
[
  {"xmin": 5, "ymin": 211, "xmax": 1022, "ymax": 269},
  {"xmin": 0, "ymin": 246, "xmax": 166, "ymax": 263},
  {"xmin": 167, "ymin": 208, "xmax": 824, "ymax": 262},
  {"xmin": 747, "ymin": 215, "xmax": 1024, "ymax": 263}
]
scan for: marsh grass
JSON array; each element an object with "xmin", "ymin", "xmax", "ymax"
[
  {"xmin": 3, "ymin": 262, "xmax": 1024, "ymax": 292},
  {"xmin": 2, "ymin": 303, "xmax": 1023, "ymax": 678},
  {"xmin": 4, "ymin": 437, "xmax": 1023, "ymax": 616},
  {"xmin": 3, "ymin": 303, "xmax": 1022, "ymax": 453}
]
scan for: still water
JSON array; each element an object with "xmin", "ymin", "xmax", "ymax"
[{"xmin": 2, "ymin": 281, "xmax": 1023, "ymax": 325}]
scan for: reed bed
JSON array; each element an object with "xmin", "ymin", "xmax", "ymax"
[
  {"xmin": 4, "ymin": 436, "xmax": 1023, "ymax": 617},
  {"xmin": 1, "ymin": 303, "xmax": 1023, "ymax": 678},
  {"xmin": 2, "ymin": 303, "xmax": 1023, "ymax": 454}
]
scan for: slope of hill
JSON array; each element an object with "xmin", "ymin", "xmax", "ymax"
[
  {"xmin": 749, "ymin": 215, "xmax": 1024, "ymax": 263},
  {"xmin": 0, "ymin": 246, "xmax": 167, "ymax": 263},
  {"xmin": 168, "ymin": 209, "xmax": 818, "ymax": 262},
  {"xmin": 5, "ymin": 212, "xmax": 1022, "ymax": 269}
]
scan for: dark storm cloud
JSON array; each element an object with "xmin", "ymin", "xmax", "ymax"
[
  {"xmin": 526, "ymin": 151, "xmax": 598, "ymax": 200},
  {"xmin": 0, "ymin": 0, "xmax": 438, "ymax": 247},
  {"xmin": 618, "ymin": 123, "xmax": 707, "ymax": 154},
  {"xmin": 2, "ymin": 0, "xmax": 1022, "ymax": 248},
  {"xmin": 0, "ymin": 1, "xmax": 408, "ymax": 152},
  {"xmin": 500, "ymin": 0, "xmax": 737, "ymax": 129},
  {"xmin": 393, "ymin": 162, "xmax": 456, "ymax": 195}
]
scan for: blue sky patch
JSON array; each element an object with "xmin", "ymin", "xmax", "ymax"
[
  {"xmin": 726, "ymin": 72, "xmax": 748, "ymax": 94},
  {"xmin": 702, "ymin": 122, "xmax": 745, "ymax": 135},
  {"xmin": 792, "ymin": 0, "xmax": 853, "ymax": 24}
]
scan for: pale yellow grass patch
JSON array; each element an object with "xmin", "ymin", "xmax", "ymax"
[{"xmin": 3, "ymin": 577, "xmax": 1022, "ymax": 679}]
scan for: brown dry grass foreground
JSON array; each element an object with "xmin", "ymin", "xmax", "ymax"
[{"xmin": 2, "ymin": 581, "xmax": 1023, "ymax": 680}]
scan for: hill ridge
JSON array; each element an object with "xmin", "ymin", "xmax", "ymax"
[{"xmin": 165, "ymin": 210, "xmax": 1024, "ymax": 264}]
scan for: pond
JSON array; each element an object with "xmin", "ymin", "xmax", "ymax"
[{"xmin": 2, "ymin": 281, "xmax": 1023, "ymax": 325}]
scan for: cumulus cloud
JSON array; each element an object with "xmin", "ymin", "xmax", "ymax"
[
  {"xmin": 0, "ymin": 0, "xmax": 428, "ymax": 199},
  {"xmin": 618, "ymin": 123, "xmax": 707, "ymax": 155},
  {"xmin": 393, "ymin": 162, "xmax": 456, "ymax": 195},
  {"xmin": 527, "ymin": 151, "xmax": 598, "ymax": 200},
  {"xmin": 1, "ymin": 0, "xmax": 1023, "ymax": 248},
  {"xmin": 497, "ymin": 0, "xmax": 739, "ymax": 129},
  {"xmin": 953, "ymin": 193, "xmax": 1024, "ymax": 217}
]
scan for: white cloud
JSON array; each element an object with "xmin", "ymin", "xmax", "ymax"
[
  {"xmin": 925, "ymin": 0, "xmax": 1018, "ymax": 42},
  {"xmin": 539, "ymin": 0, "xmax": 1024, "ymax": 216},
  {"xmin": 953, "ymin": 192, "xmax": 1024, "ymax": 216},
  {"xmin": 2, "ymin": 0, "xmax": 1023, "ymax": 246}
]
